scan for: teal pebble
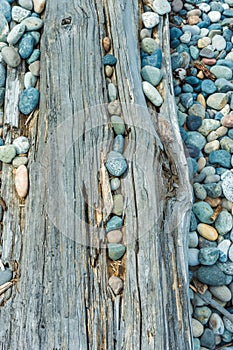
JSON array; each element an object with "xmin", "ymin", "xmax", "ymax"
[
  {"xmin": 112, "ymin": 135, "xmax": 124, "ymax": 154},
  {"xmin": 111, "ymin": 115, "xmax": 125, "ymax": 135},
  {"xmin": 106, "ymin": 216, "xmax": 123, "ymax": 233},
  {"xmin": 110, "ymin": 178, "xmax": 120, "ymax": 191},
  {"xmin": 108, "ymin": 243, "xmax": 126, "ymax": 260},
  {"xmin": 106, "ymin": 151, "xmax": 127, "ymax": 177},
  {"xmin": 0, "ymin": 268, "xmax": 12, "ymax": 285},
  {"xmin": 19, "ymin": 87, "xmax": 40, "ymax": 115},
  {"xmin": 27, "ymin": 48, "xmax": 40, "ymax": 64},
  {"xmin": 192, "ymin": 201, "xmax": 214, "ymax": 224}
]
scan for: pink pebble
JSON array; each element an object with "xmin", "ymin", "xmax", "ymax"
[
  {"xmin": 222, "ymin": 115, "xmax": 233, "ymax": 128},
  {"xmin": 15, "ymin": 165, "xmax": 28, "ymax": 198},
  {"xmin": 202, "ymin": 58, "xmax": 216, "ymax": 66}
]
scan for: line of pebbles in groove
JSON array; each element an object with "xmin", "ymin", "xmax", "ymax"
[
  {"xmin": 0, "ymin": 0, "xmax": 45, "ymax": 299},
  {"xmin": 167, "ymin": 0, "xmax": 233, "ymax": 349}
]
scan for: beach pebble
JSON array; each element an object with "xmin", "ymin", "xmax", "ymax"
[
  {"xmin": 12, "ymin": 6, "xmax": 31, "ymax": 23},
  {"xmin": 108, "ymin": 101, "xmax": 121, "ymax": 115},
  {"xmin": 18, "ymin": 33, "xmax": 34, "ymax": 59},
  {"xmin": 18, "ymin": 0, "xmax": 33, "ymax": 10},
  {"xmin": 142, "ymin": 81, "xmax": 163, "ymax": 107},
  {"xmin": 207, "ymin": 93, "xmax": 228, "ymax": 111},
  {"xmin": 0, "ymin": 268, "xmax": 12, "ymax": 286},
  {"xmin": 198, "ymin": 247, "xmax": 219, "ymax": 266},
  {"xmin": 110, "ymin": 178, "xmax": 120, "ymax": 191},
  {"xmin": 33, "ymin": 0, "xmax": 46, "ymax": 14},
  {"xmin": 112, "ymin": 135, "xmax": 124, "ymax": 154},
  {"xmin": 193, "ymin": 202, "xmax": 214, "ymax": 224},
  {"xmin": 13, "ymin": 136, "xmax": 30, "ymax": 155},
  {"xmin": 209, "ymin": 286, "xmax": 232, "ymax": 303},
  {"xmin": 218, "ymin": 239, "xmax": 231, "ymax": 263},
  {"xmin": 192, "ymin": 318, "xmax": 204, "ymax": 337},
  {"xmin": 188, "ymin": 248, "xmax": 199, "ymax": 266},
  {"xmin": 0, "ymin": 13, "xmax": 9, "ymax": 42},
  {"xmin": 106, "ymin": 216, "xmax": 123, "ymax": 233},
  {"xmin": 141, "ymin": 12, "xmax": 159, "ymax": 29},
  {"xmin": 209, "ymin": 313, "xmax": 224, "ymax": 335},
  {"xmin": 222, "ymin": 115, "xmax": 233, "ymax": 128},
  {"xmin": 223, "ymin": 316, "xmax": 233, "ymax": 333},
  {"xmin": 141, "ymin": 38, "xmax": 157, "ymax": 55},
  {"xmin": 29, "ymin": 60, "xmax": 40, "ymax": 76},
  {"xmin": 107, "ymin": 230, "xmax": 123, "ymax": 244},
  {"xmin": 24, "ymin": 71, "xmax": 37, "ymax": 89},
  {"xmin": 194, "ymin": 306, "xmax": 212, "ymax": 325},
  {"xmin": 153, "ymin": 0, "xmax": 171, "ymax": 15},
  {"xmin": 102, "ymin": 37, "xmax": 111, "ymax": 52},
  {"xmin": 209, "ymin": 150, "xmax": 231, "ymax": 168},
  {"xmin": 15, "ymin": 165, "xmax": 28, "ymax": 198},
  {"xmin": 108, "ymin": 276, "xmax": 123, "ymax": 295},
  {"xmin": 111, "ymin": 116, "xmax": 125, "ymax": 135},
  {"xmin": 19, "ymin": 87, "xmax": 39, "ymax": 115},
  {"xmin": 197, "ymin": 265, "xmax": 227, "ymax": 286},
  {"xmin": 0, "ymin": 0, "xmax": 11, "ymax": 22},
  {"xmin": 112, "ymin": 194, "xmax": 123, "ymax": 216},
  {"xmin": 215, "ymin": 210, "xmax": 233, "ymax": 235},
  {"xmin": 21, "ymin": 16, "xmax": 43, "ymax": 31},
  {"xmin": 12, "ymin": 156, "xmax": 28, "ymax": 168},
  {"xmin": 222, "ymin": 171, "xmax": 233, "ymax": 202},
  {"xmin": 189, "ymin": 231, "xmax": 199, "ymax": 248},
  {"xmin": 208, "ymin": 11, "xmax": 221, "ymax": 23},
  {"xmin": 141, "ymin": 66, "xmax": 163, "ymax": 86},
  {"xmin": 200, "ymin": 328, "xmax": 215, "ymax": 349},
  {"xmin": 103, "ymin": 54, "xmax": 117, "ymax": 66},
  {"xmin": 197, "ymin": 223, "xmax": 218, "ymax": 241},
  {"xmin": 0, "ymin": 145, "xmax": 16, "ymax": 163},
  {"xmin": 7, "ymin": 23, "xmax": 25, "ymax": 45},
  {"xmin": 108, "ymin": 83, "xmax": 117, "ymax": 102},
  {"xmin": 108, "ymin": 243, "xmax": 126, "ymax": 260},
  {"xmin": 1, "ymin": 46, "xmax": 21, "ymax": 68},
  {"xmin": 106, "ymin": 151, "xmax": 127, "ymax": 177}
]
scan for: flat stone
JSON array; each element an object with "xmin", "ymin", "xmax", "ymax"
[
  {"xmin": 223, "ymin": 316, "xmax": 233, "ymax": 333},
  {"xmin": 198, "ymin": 119, "xmax": 220, "ymax": 137},
  {"xmin": 188, "ymin": 104, "xmax": 206, "ymax": 119},
  {"xmin": 108, "ymin": 243, "xmax": 126, "ymax": 260},
  {"xmin": 192, "ymin": 318, "xmax": 204, "ymax": 338},
  {"xmin": 103, "ymin": 54, "xmax": 117, "ymax": 66},
  {"xmin": 141, "ymin": 12, "xmax": 159, "ymax": 29},
  {"xmin": 0, "ymin": 13, "xmax": 9, "ymax": 42},
  {"xmin": 7, "ymin": 23, "xmax": 25, "ymax": 45},
  {"xmin": 141, "ymin": 66, "xmax": 163, "ymax": 86},
  {"xmin": 0, "ymin": 268, "xmax": 12, "ymax": 286},
  {"xmin": 208, "ymin": 10, "xmax": 221, "ymax": 23},
  {"xmin": 200, "ymin": 328, "xmax": 215, "ymax": 349},
  {"xmin": 33, "ymin": 0, "xmax": 46, "ymax": 14},
  {"xmin": 106, "ymin": 151, "xmax": 127, "ymax": 177},
  {"xmin": 112, "ymin": 135, "xmax": 124, "ymax": 154},
  {"xmin": 153, "ymin": 0, "xmax": 171, "ymax": 15},
  {"xmin": 12, "ymin": 6, "xmax": 31, "ymax": 22},
  {"xmin": 209, "ymin": 286, "xmax": 232, "ymax": 303},
  {"xmin": 12, "ymin": 156, "xmax": 28, "ymax": 168},
  {"xmin": 18, "ymin": 33, "xmax": 34, "ymax": 59},
  {"xmin": 218, "ymin": 239, "xmax": 231, "ymax": 263},
  {"xmin": 24, "ymin": 71, "xmax": 37, "ymax": 89},
  {"xmin": 215, "ymin": 211, "xmax": 233, "ymax": 235},
  {"xmin": 197, "ymin": 265, "xmax": 227, "ymax": 286},
  {"xmin": 186, "ymin": 131, "xmax": 206, "ymax": 150},
  {"xmin": 207, "ymin": 93, "xmax": 228, "ymax": 111},
  {"xmin": 1, "ymin": 46, "xmax": 21, "ymax": 68},
  {"xmin": 194, "ymin": 306, "xmax": 212, "ymax": 325},
  {"xmin": 110, "ymin": 178, "xmax": 120, "ymax": 191},
  {"xmin": 27, "ymin": 48, "xmax": 40, "ymax": 65},
  {"xmin": 13, "ymin": 136, "xmax": 30, "ymax": 154},
  {"xmin": 189, "ymin": 231, "xmax": 198, "ymax": 248},
  {"xmin": 207, "ymin": 126, "xmax": 228, "ymax": 142},
  {"xmin": 198, "ymin": 37, "xmax": 211, "ymax": 49},
  {"xmin": 140, "ymin": 28, "xmax": 151, "ymax": 40},
  {"xmin": 108, "ymin": 276, "xmax": 123, "ymax": 295},
  {"xmin": 222, "ymin": 171, "xmax": 233, "ymax": 202},
  {"xmin": 107, "ymin": 230, "xmax": 122, "ymax": 244},
  {"xmin": 197, "ymin": 223, "xmax": 217, "ymax": 241},
  {"xmin": 142, "ymin": 48, "xmax": 162, "ymax": 69},
  {"xmin": 171, "ymin": 52, "xmax": 183, "ymax": 71},
  {"xmin": 180, "ymin": 31, "xmax": 192, "ymax": 44},
  {"xmin": 188, "ymin": 248, "xmax": 199, "ymax": 266},
  {"xmin": 141, "ymin": 38, "xmax": 157, "ymax": 55},
  {"xmin": 29, "ymin": 60, "xmax": 40, "ymax": 76},
  {"xmin": 217, "ymin": 261, "xmax": 233, "ymax": 275},
  {"xmin": 193, "ymin": 183, "xmax": 207, "ymax": 200},
  {"xmin": 0, "ymin": 0, "xmax": 11, "ymax": 22},
  {"xmin": 111, "ymin": 116, "xmax": 125, "ymax": 135},
  {"xmin": 15, "ymin": 165, "xmax": 28, "ymax": 198},
  {"xmin": 142, "ymin": 81, "xmax": 163, "ymax": 107},
  {"xmin": 108, "ymin": 102, "xmax": 121, "ymax": 115},
  {"xmin": 200, "ymin": 47, "xmax": 215, "ymax": 59},
  {"xmin": 105, "ymin": 65, "xmax": 113, "ymax": 78},
  {"xmin": 172, "ymin": 0, "xmax": 183, "ymax": 12},
  {"xmin": 30, "ymin": 31, "xmax": 40, "ymax": 45},
  {"xmin": 212, "ymin": 35, "xmax": 226, "ymax": 51},
  {"xmin": 210, "ymin": 66, "xmax": 233, "ymax": 80},
  {"xmin": 108, "ymin": 83, "xmax": 117, "ymax": 102},
  {"xmin": 18, "ymin": 0, "xmax": 33, "ymax": 10},
  {"xmin": 112, "ymin": 194, "xmax": 123, "ymax": 216},
  {"xmin": 21, "ymin": 16, "xmax": 43, "ymax": 31},
  {"xmin": 180, "ymin": 93, "xmax": 193, "ymax": 109},
  {"xmin": 204, "ymin": 140, "xmax": 220, "ymax": 154},
  {"xmin": 19, "ymin": 87, "xmax": 39, "ymax": 115},
  {"xmin": 209, "ymin": 150, "xmax": 231, "ymax": 168},
  {"xmin": 220, "ymin": 137, "xmax": 233, "ymax": 153},
  {"xmin": 186, "ymin": 115, "xmax": 202, "ymax": 131},
  {"xmin": 198, "ymin": 247, "xmax": 219, "ymax": 265},
  {"xmin": 201, "ymin": 79, "xmax": 216, "ymax": 94},
  {"xmin": 0, "ymin": 144, "xmax": 16, "ymax": 163},
  {"xmin": 222, "ymin": 115, "xmax": 233, "ymax": 128},
  {"xmin": 106, "ymin": 216, "xmax": 123, "ymax": 233}
]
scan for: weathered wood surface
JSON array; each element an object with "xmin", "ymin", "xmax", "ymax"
[{"xmin": 0, "ymin": 1, "xmax": 193, "ymax": 349}]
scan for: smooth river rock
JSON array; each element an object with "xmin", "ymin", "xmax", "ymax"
[
  {"xmin": 142, "ymin": 81, "xmax": 163, "ymax": 107},
  {"xmin": 15, "ymin": 165, "xmax": 28, "ymax": 198}
]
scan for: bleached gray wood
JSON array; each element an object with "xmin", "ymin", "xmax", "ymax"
[{"xmin": 0, "ymin": 1, "xmax": 193, "ymax": 349}]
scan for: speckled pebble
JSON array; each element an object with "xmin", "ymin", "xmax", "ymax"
[
  {"xmin": 1, "ymin": 46, "xmax": 21, "ymax": 68},
  {"xmin": 215, "ymin": 211, "xmax": 233, "ymax": 235},
  {"xmin": 19, "ymin": 87, "xmax": 39, "ymax": 115},
  {"xmin": 108, "ymin": 243, "xmax": 126, "ymax": 261},
  {"xmin": 141, "ymin": 12, "xmax": 159, "ymax": 29},
  {"xmin": 142, "ymin": 81, "xmax": 163, "ymax": 107},
  {"xmin": 13, "ymin": 136, "xmax": 30, "ymax": 155}
]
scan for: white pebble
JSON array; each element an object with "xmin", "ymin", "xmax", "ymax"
[
  {"xmin": 208, "ymin": 11, "xmax": 221, "ymax": 23},
  {"xmin": 141, "ymin": 12, "xmax": 159, "ymax": 29},
  {"xmin": 200, "ymin": 28, "xmax": 209, "ymax": 37},
  {"xmin": 198, "ymin": 3, "xmax": 210, "ymax": 13}
]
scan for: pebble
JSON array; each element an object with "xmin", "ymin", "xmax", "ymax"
[
  {"xmin": 141, "ymin": 66, "xmax": 163, "ymax": 86},
  {"xmin": 197, "ymin": 223, "xmax": 218, "ymax": 241},
  {"xmin": 189, "ymin": 231, "xmax": 199, "ymax": 248},
  {"xmin": 209, "ymin": 286, "xmax": 232, "ymax": 303},
  {"xmin": 7, "ymin": 23, "xmax": 25, "ymax": 45},
  {"xmin": 15, "ymin": 165, "xmax": 28, "ymax": 198},
  {"xmin": 215, "ymin": 211, "xmax": 233, "ymax": 235},
  {"xmin": 212, "ymin": 35, "xmax": 226, "ymax": 51},
  {"xmin": 222, "ymin": 114, "xmax": 233, "ymax": 128},
  {"xmin": 220, "ymin": 136, "xmax": 233, "ymax": 153},
  {"xmin": 209, "ymin": 150, "xmax": 231, "ymax": 168},
  {"xmin": 0, "ymin": 13, "xmax": 9, "ymax": 42},
  {"xmin": 19, "ymin": 87, "xmax": 39, "ymax": 115},
  {"xmin": 217, "ymin": 261, "xmax": 233, "ymax": 275},
  {"xmin": 12, "ymin": 156, "xmax": 28, "ymax": 168},
  {"xmin": 200, "ymin": 328, "xmax": 215, "ymax": 349},
  {"xmin": 141, "ymin": 12, "xmax": 159, "ymax": 29},
  {"xmin": 21, "ymin": 16, "xmax": 43, "ymax": 31},
  {"xmin": 24, "ymin": 71, "xmax": 37, "ymax": 89},
  {"xmin": 106, "ymin": 216, "xmax": 123, "ymax": 233},
  {"xmin": 113, "ymin": 135, "xmax": 124, "ymax": 154},
  {"xmin": 108, "ymin": 243, "xmax": 126, "ymax": 260},
  {"xmin": 1, "ymin": 46, "xmax": 21, "ymax": 68},
  {"xmin": 229, "ymin": 245, "xmax": 233, "ymax": 262},
  {"xmin": 140, "ymin": 29, "xmax": 151, "ymax": 40},
  {"xmin": 0, "ymin": 144, "xmax": 16, "ymax": 163},
  {"xmin": 18, "ymin": 0, "xmax": 33, "ymax": 10},
  {"xmin": 193, "ymin": 183, "xmax": 207, "ymax": 200},
  {"xmin": 0, "ymin": 0, "xmax": 11, "ymax": 22},
  {"xmin": 153, "ymin": 0, "xmax": 171, "ymax": 15},
  {"xmin": 210, "ymin": 66, "xmax": 233, "ymax": 80},
  {"xmin": 204, "ymin": 140, "xmax": 220, "ymax": 154},
  {"xmin": 18, "ymin": 33, "xmax": 34, "ymax": 59},
  {"xmin": 108, "ymin": 83, "xmax": 117, "ymax": 102},
  {"xmin": 12, "ymin": 6, "xmax": 31, "ymax": 22},
  {"xmin": 218, "ymin": 239, "xmax": 231, "ymax": 263},
  {"xmin": 108, "ymin": 276, "xmax": 123, "ymax": 295},
  {"xmin": 112, "ymin": 194, "xmax": 123, "ymax": 216},
  {"xmin": 110, "ymin": 178, "xmax": 120, "ymax": 191},
  {"xmin": 29, "ymin": 60, "xmax": 40, "ymax": 76},
  {"xmin": 103, "ymin": 54, "xmax": 117, "ymax": 66},
  {"xmin": 13, "ymin": 136, "xmax": 30, "ymax": 155},
  {"xmin": 186, "ymin": 115, "xmax": 202, "ymax": 131},
  {"xmin": 188, "ymin": 104, "xmax": 206, "ymax": 119},
  {"xmin": 107, "ymin": 230, "xmax": 122, "ymax": 244},
  {"xmin": 207, "ymin": 93, "xmax": 228, "ymax": 111},
  {"xmin": 111, "ymin": 116, "xmax": 125, "ymax": 135},
  {"xmin": 186, "ymin": 131, "xmax": 206, "ymax": 150},
  {"xmin": 198, "ymin": 247, "xmax": 219, "ymax": 265},
  {"xmin": 194, "ymin": 306, "xmax": 212, "ymax": 325},
  {"xmin": 0, "ymin": 64, "xmax": 6, "ymax": 88},
  {"xmin": 105, "ymin": 65, "xmax": 113, "ymax": 78},
  {"xmin": 142, "ymin": 81, "xmax": 163, "ymax": 107},
  {"xmin": 198, "ymin": 119, "xmax": 220, "ymax": 137},
  {"xmin": 142, "ymin": 48, "xmax": 162, "ymax": 69},
  {"xmin": 188, "ymin": 248, "xmax": 200, "ymax": 266},
  {"xmin": 222, "ymin": 171, "xmax": 233, "ymax": 202},
  {"xmin": 102, "ymin": 37, "xmax": 111, "ymax": 52},
  {"xmin": 192, "ymin": 318, "xmax": 204, "ymax": 337},
  {"xmin": 193, "ymin": 202, "xmax": 214, "ymax": 224},
  {"xmin": 209, "ymin": 313, "xmax": 225, "ymax": 336},
  {"xmin": 108, "ymin": 101, "xmax": 121, "ymax": 116},
  {"xmin": 197, "ymin": 265, "xmax": 227, "ymax": 286},
  {"xmin": 33, "ymin": 0, "xmax": 46, "ymax": 14},
  {"xmin": 0, "ymin": 268, "xmax": 12, "ymax": 286},
  {"xmin": 223, "ymin": 316, "xmax": 233, "ymax": 333},
  {"xmin": 208, "ymin": 11, "xmax": 221, "ymax": 23},
  {"xmin": 106, "ymin": 151, "xmax": 127, "ymax": 177},
  {"xmin": 141, "ymin": 38, "xmax": 157, "ymax": 55}
]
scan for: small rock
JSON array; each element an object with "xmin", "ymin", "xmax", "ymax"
[
  {"xmin": 19, "ymin": 87, "xmax": 39, "ymax": 115},
  {"xmin": 229, "ymin": 245, "xmax": 233, "ymax": 262},
  {"xmin": 209, "ymin": 150, "xmax": 231, "ymax": 168},
  {"xmin": 102, "ymin": 37, "xmax": 111, "ymax": 52},
  {"xmin": 208, "ymin": 11, "xmax": 221, "ymax": 23},
  {"xmin": 18, "ymin": 0, "xmax": 33, "ymax": 10},
  {"xmin": 141, "ymin": 12, "xmax": 159, "ymax": 29},
  {"xmin": 220, "ymin": 137, "xmax": 233, "ymax": 153},
  {"xmin": 212, "ymin": 35, "xmax": 226, "ymax": 51},
  {"xmin": 142, "ymin": 81, "xmax": 163, "ymax": 107},
  {"xmin": 217, "ymin": 261, "xmax": 233, "ymax": 275},
  {"xmin": 209, "ymin": 313, "xmax": 224, "ymax": 335},
  {"xmin": 141, "ymin": 66, "xmax": 163, "ymax": 86},
  {"xmin": 223, "ymin": 316, "xmax": 233, "ymax": 333},
  {"xmin": 194, "ymin": 306, "xmax": 212, "ymax": 325},
  {"xmin": 27, "ymin": 48, "xmax": 40, "ymax": 65},
  {"xmin": 107, "ymin": 230, "xmax": 123, "ymax": 244},
  {"xmin": 198, "ymin": 119, "xmax": 220, "ymax": 137},
  {"xmin": 197, "ymin": 265, "xmax": 227, "ymax": 286},
  {"xmin": 210, "ymin": 66, "xmax": 232, "ymax": 80},
  {"xmin": 106, "ymin": 216, "xmax": 123, "ymax": 233},
  {"xmin": 111, "ymin": 116, "xmax": 125, "ymax": 135},
  {"xmin": 198, "ymin": 247, "xmax": 219, "ymax": 265},
  {"xmin": 141, "ymin": 38, "xmax": 157, "ymax": 54},
  {"xmin": 13, "ymin": 136, "xmax": 30, "ymax": 155},
  {"xmin": 7, "ymin": 23, "xmax": 25, "ymax": 45},
  {"xmin": 108, "ymin": 243, "xmax": 126, "ymax": 260},
  {"xmin": 142, "ymin": 48, "xmax": 162, "ymax": 69},
  {"xmin": 207, "ymin": 93, "xmax": 228, "ymax": 111},
  {"xmin": 0, "ymin": 268, "xmax": 12, "ymax": 286},
  {"xmin": 193, "ymin": 183, "xmax": 207, "ymax": 200},
  {"xmin": 1, "ymin": 46, "xmax": 21, "ymax": 68},
  {"xmin": 209, "ymin": 286, "xmax": 232, "ymax": 303},
  {"xmin": 0, "ymin": 145, "xmax": 16, "ymax": 163},
  {"xmin": 105, "ymin": 65, "xmax": 113, "ymax": 78},
  {"xmin": 222, "ymin": 114, "xmax": 233, "ymax": 128},
  {"xmin": 21, "ymin": 16, "xmax": 43, "ymax": 31},
  {"xmin": 24, "ymin": 71, "xmax": 37, "ymax": 89},
  {"xmin": 108, "ymin": 101, "xmax": 121, "ymax": 115},
  {"xmin": 200, "ymin": 328, "xmax": 215, "ymax": 349},
  {"xmin": 0, "ymin": 0, "xmax": 11, "ymax": 22},
  {"xmin": 189, "ymin": 231, "xmax": 199, "ymax": 248},
  {"xmin": 222, "ymin": 171, "xmax": 233, "ymax": 202},
  {"xmin": 110, "ymin": 178, "xmax": 120, "ymax": 191},
  {"xmin": 140, "ymin": 28, "xmax": 151, "ymax": 40},
  {"xmin": 18, "ymin": 32, "xmax": 34, "ymax": 59},
  {"xmin": 112, "ymin": 135, "xmax": 124, "ymax": 154},
  {"xmin": 32, "ymin": 0, "xmax": 46, "ymax": 14},
  {"xmin": 197, "ymin": 223, "xmax": 218, "ymax": 241},
  {"xmin": 218, "ymin": 239, "xmax": 231, "ymax": 262},
  {"xmin": 106, "ymin": 151, "xmax": 127, "ymax": 177},
  {"xmin": 12, "ymin": 6, "xmax": 31, "ymax": 23},
  {"xmin": 193, "ymin": 202, "xmax": 214, "ymax": 224},
  {"xmin": 188, "ymin": 248, "xmax": 199, "ymax": 266},
  {"xmin": 204, "ymin": 140, "xmax": 220, "ymax": 154},
  {"xmin": 188, "ymin": 104, "xmax": 206, "ymax": 119},
  {"xmin": 108, "ymin": 276, "xmax": 123, "ymax": 295},
  {"xmin": 112, "ymin": 194, "xmax": 123, "ymax": 216},
  {"xmin": 15, "ymin": 165, "xmax": 28, "ymax": 198},
  {"xmin": 12, "ymin": 156, "xmax": 28, "ymax": 168},
  {"xmin": 153, "ymin": 0, "xmax": 171, "ymax": 15},
  {"xmin": 192, "ymin": 318, "xmax": 204, "ymax": 337},
  {"xmin": 215, "ymin": 211, "xmax": 233, "ymax": 235},
  {"xmin": 29, "ymin": 60, "xmax": 40, "ymax": 76},
  {"xmin": 0, "ymin": 13, "xmax": 9, "ymax": 42},
  {"xmin": 108, "ymin": 83, "xmax": 117, "ymax": 102},
  {"xmin": 103, "ymin": 54, "xmax": 117, "ymax": 66},
  {"xmin": 0, "ymin": 64, "xmax": 6, "ymax": 88}
]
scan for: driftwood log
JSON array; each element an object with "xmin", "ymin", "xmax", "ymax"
[{"xmin": 0, "ymin": 1, "xmax": 193, "ymax": 349}]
